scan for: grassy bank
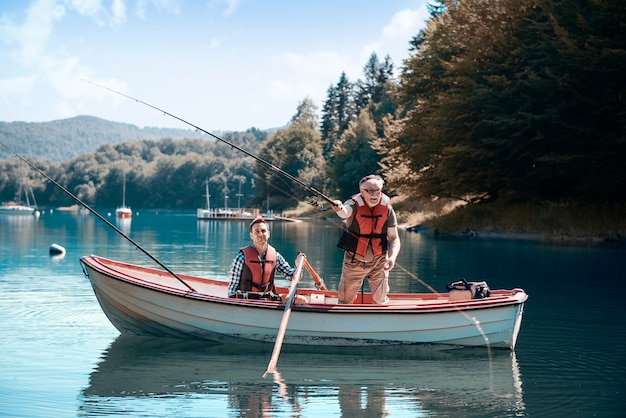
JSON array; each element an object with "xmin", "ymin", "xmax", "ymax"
[
  {"xmin": 285, "ymin": 197, "xmax": 626, "ymax": 244},
  {"xmin": 404, "ymin": 200, "xmax": 626, "ymax": 244}
]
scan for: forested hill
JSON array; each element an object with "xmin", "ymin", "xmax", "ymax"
[{"xmin": 0, "ymin": 115, "xmax": 207, "ymax": 162}]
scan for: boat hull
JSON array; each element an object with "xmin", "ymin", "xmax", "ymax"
[
  {"xmin": 0, "ymin": 204, "xmax": 36, "ymax": 214},
  {"xmin": 115, "ymin": 207, "xmax": 132, "ymax": 218},
  {"xmin": 80, "ymin": 255, "xmax": 527, "ymax": 350}
]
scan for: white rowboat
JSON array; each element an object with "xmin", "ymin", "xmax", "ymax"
[{"xmin": 80, "ymin": 255, "xmax": 527, "ymax": 350}]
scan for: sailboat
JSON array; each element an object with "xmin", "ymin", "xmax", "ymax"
[
  {"xmin": 196, "ymin": 179, "xmax": 212, "ymax": 220},
  {"xmin": 115, "ymin": 172, "xmax": 132, "ymax": 219},
  {"xmin": 0, "ymin": 180, "xmax": 39, "ymax": 216}
]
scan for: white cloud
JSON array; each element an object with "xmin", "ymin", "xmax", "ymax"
[
  {"xmin": 9, "ymin": 0, "xmax": 65, "ymax": 65},
  {"xmin": 69, "ymin": 0, "xmax": 103, "ymax": 20},
  {"xmin": 110, "ymin": 0, "xmax": 127, "ymax": 26},
  {"xmin": 221, "ymin": 0, "xmax": 240, "ymax": 16},
  {"xmin": 0, "ymin": 1, "xmax": 431, "ymax": 131},
  {"xmin": 267, "ymin": 50, "xmax": 356, "ymax": 107},
  {"xmin": 362, "ymin": 6, "xmax": 429, "ymax": 70},
  {"xmin": 0, "ymin": 76, "xmax": 37, "ymax": 110},
  {"xmin": 383, "ymin": 7, "xmax": 427, "ymax": 39},
  {"xmin": 152, "ymin": 0, "xmax": 183, "ymax": 14}
]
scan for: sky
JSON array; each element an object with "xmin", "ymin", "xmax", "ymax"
[{"xmin": 0, "ymin": 0, "xmax": 430, "ymax": 132}]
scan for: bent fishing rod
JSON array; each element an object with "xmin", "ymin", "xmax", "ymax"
[
  {"xmin": 0, "ymin": 141, "xmax": 196, "ymax": 293},
  {"xmin": 83, "ymin": 79, "xmax": 335, "ymax": 209}
]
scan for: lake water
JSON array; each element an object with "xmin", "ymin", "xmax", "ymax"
[{"xmin": 1, "ymin": 210, "xmax": 624, "ymax": 417}]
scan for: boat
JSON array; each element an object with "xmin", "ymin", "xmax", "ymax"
[
  {"xmin": 0, "ymin": 202, "xmax": 37, "ymax": 214},
  {"xmin": 0, "ymin": 181, "xmax": 39, "ymax": 216},
  {"xmin": 115, "ymin": 206, "xmax": 132, "ymax": 219},
  {"xmin": 196, "ymin": 181, "xmax": 300, "ymax": 222},
  {"xmin": 80, "ymin": 254, "xmax": 528, "ymax": 350},
  {"xmin": 196, "ymin": 179, "xmax": 264, "ymax": 221},
  {"xmin": 115, "ymin": 172, "xmax": 132, "ymax": 219},
  {"xmin": 197, "ymin": 207, "xmax": 260, "ymax": 220}
]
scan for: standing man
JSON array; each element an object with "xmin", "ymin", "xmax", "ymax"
[
  {"xmin": 331, "ymin": 174, "xmax": 401, "ymax": 304},
  {"xmin": 227, "ymin": 217, "xmax": 295, "ymax": 299}
]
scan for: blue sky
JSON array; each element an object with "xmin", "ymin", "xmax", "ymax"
[{"xmin": 0, "ymin": 0, "xmax": 429, "ymax": 132}]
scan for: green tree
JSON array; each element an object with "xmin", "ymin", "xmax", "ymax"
[
  {"xmin": 320, "ymin": 72, "xmax": 357, "ymax": 160},
  {"xmin": 329, "ymin": 110, "xmax": 381, "ymax": 198},
  {"xmin": 355, "ymin": 53, "xmax": 394, "ymax": 111},
  {"xmin": 255, "ymin": 99, "xmax": 325, "ymax": 210},
  {"xmin": 391, "ymin": 0, "xmax": 626, "ymax": 203}
]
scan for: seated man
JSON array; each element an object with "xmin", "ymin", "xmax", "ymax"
[{"xmin": 227, "ymin": 217, "xmax": 295, "ymax": 300}]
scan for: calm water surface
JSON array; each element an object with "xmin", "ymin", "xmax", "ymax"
[{"xmin": 1, "ymin": 210, "xmax": 624, "ymax": 417}]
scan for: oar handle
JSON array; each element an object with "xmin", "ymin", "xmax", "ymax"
[{"xmin": 304, "ymin": 259, "xmax": 328, "ymax": 291}]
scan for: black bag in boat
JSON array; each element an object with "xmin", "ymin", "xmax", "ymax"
[
  {"xmin": 446, "ymin": 278, "xmax": 491, "ymax": 300},
  {"xmin": 234, "ymin": 290, "xmax": 282, "ymax": 301}
]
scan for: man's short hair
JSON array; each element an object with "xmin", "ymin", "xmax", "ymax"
[{"xmin": 249, "ymin": 217, "xmax": 268, "ymax": 231}]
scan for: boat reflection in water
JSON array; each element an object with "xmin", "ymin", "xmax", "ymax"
[
  {"xmin": 115, "ymin": 217, "xmax": 132, "ymax": 235},
  {"xmin": 80, "ymin": 335, "xmax": 525, "ymax": 417}
]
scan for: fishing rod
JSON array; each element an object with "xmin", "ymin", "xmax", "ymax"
[
  {"xmin": 83, "ymin": 79, "xmax": 335, "ymax": 210},
  {"xmin": 0, "ymin": 141, "xmax": 196, "ymax": 293},
  {"xmin": 81, "ymin": 83, "xmax": 495, "ymax": 356}
]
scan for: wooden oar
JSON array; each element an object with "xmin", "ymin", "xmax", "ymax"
[
  {"xmin": 304, "ymin": 258, "xmax": 328, "ymax": 290},
  {"xmin": 263, "ymin": 253, "xmax": 306, "ymax": 377}
]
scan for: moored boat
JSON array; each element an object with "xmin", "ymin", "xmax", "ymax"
[
  {"xmin": 115, "ymin": 172, "xmax": 132, "ymax": 219},
  {"xmin": 115, "ymin": 206, "xmax": 132, "ymax": 219},
  {"xmin": 80, "ymin": 255, "xmax": 528, "ymax": 350},
  {"xmin": 0, "ymin": 202, "xmax": 37, "ymax": 214},
  {"xmin": 0, "ymin": 181, "xmax": 39, "ymax": 216},
  {"xmin": 196, "ymin": 179, "xmax": 262, "ymax": 220}
]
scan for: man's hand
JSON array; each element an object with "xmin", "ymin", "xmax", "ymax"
[
  {"xmin": 383, "ymin": 258, "xmax": 396, "ymax": 272},
  {"xmin": 331, "ymin": 200, "xmax": 349, "ymax": 218}
]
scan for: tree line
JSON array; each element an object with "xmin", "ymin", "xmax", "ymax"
[
  {"xmin": 254, "ymin": 0, "xmax": 625, "ymax": 208},
  {"xmin": 0, "ymin": 132, "xmax": 267, "ymax": 210},
  {"xmin": 2, "ymin": 0, "xmax": 624, "ymax": 211}
]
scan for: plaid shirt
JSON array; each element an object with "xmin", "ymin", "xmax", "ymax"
[{"xmin": 227, "ymin": 248, "xmax": 295, "ymax": 297}]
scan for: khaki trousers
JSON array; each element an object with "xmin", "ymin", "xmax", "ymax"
[{"xmin": 338, "ymin": 252, "xmax": 390, "ymax": 304}]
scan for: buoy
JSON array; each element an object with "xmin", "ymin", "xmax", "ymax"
[{"xmin": 49, "ymin": 243, "xmax": 66, "ymax": 255}]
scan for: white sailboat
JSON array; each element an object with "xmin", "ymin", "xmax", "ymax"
[
  {"xmin": 115, "ymin": 172, "xmax": 132, "ymax": 219},
  {"xmin": 0, "ymin": 180, "xmax": 39, "ymax": 216},
  {"xmin": 196, "ymin": 179, "xmax": 212, "ymax": 220}
]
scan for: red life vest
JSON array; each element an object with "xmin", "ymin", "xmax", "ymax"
[
  {"xmin": 240, "ymin": 245, "xmax": 277, "ymax": 292},
  {"xmin": 337, "ymin": 193, "xmax": 390, "ymax": 257}
]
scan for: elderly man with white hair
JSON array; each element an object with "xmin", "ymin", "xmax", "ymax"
[{"xmin": 332, "ymin": 174, "xmax": 401, "ymax": 305}]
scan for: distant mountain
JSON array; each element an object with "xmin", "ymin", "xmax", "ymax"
[{"xmin": 0, "ymin": 115, "xmax": 209, "ymax": 162}]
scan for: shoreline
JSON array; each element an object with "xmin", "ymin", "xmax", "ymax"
[
  {"xmin": 399, "ymin": 221, "xmax": 625, "ymax": 246},
  {"xmin": 286, "ymin": 198, "xmax": 625, "ymax": 247}
]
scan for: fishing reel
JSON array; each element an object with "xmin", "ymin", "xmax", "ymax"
[{"xmin": 308, "ymin": 196, "xmax": 325, "ymax": 211}]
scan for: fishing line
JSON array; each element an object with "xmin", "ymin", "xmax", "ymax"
[
  {"xmin": 0, "ymin": 141, "xmax": 197, "ymax": 293},
  {"xmin": 83, "ymin": 79, "xmax": 331, "ymax": 210},
  {"xmin": 252, "ymin": 173, "xmax": 329, "ymax": 213},
  {"xmin": 84, "ymin": 80, "xmax": 495, "ymax": 358},
  {"xmin": 395, "ymin": 261, "xmax": 494, "ymax": 366}
]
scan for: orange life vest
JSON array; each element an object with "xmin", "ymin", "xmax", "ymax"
[
  {"xmin": 240, "ymin": 245, "xmax": 277, "ymax": 293},
  {"xmin": 337, "ymin": 193, "xmax": 390, "ymax": 257}
]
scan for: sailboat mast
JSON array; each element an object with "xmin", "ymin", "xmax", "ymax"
[
  {"xmin": 122, "ymin": 172, "xmax": 126, "ymax": 207},
  {"xmin": 205, "ymin": 179, "xmax": 210, "ymax": 211}
]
